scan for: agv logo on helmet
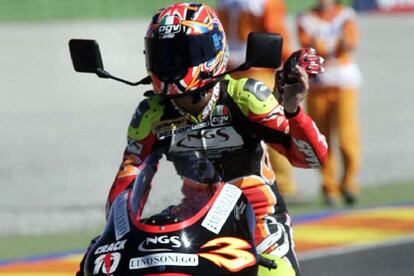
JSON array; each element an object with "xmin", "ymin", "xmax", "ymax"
[{"xmin": 158, "ymin": 15, "xmax": 182, "ymax": 35}]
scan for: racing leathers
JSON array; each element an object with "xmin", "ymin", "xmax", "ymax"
[{"xmin": 107, "ymin": 75, "xmax": 328, "ymax": 275}]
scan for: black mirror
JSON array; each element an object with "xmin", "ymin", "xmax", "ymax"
[
  {"xmin": 69, "ymin": 39, "xmax": 104, "ymax": 73},
  {"xmin": 209, "ymin": 32, "xmax": 283, "ymax": 80},
  {"xmin": 244, "ymin": 32, "xmax": 283, "ymax": 69},
  {"xmin": 69, "ymin": 38, "xmax": 151, "ymax": 85}
]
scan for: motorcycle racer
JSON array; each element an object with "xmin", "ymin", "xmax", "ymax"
[{"xmin": 90, "ymin": 2, "xmax": 327, "ymax": 276}]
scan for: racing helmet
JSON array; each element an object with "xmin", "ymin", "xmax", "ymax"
[{"xmin": 145, "ymin": 2, "xmax": 229, "ymax": 97}]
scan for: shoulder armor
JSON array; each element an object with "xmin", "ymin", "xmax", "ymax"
[
  {"xmin": 224, "ymin": 75, "xmax": 278, "ymax": 116},
  {"xmin": 128, "ymin": 95, "xmax": 165, "ymax": 141}
]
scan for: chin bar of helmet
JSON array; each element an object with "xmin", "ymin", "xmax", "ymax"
[{"xmin": 156, "ymin": 77, "xmax": 224, "ymax": 103}]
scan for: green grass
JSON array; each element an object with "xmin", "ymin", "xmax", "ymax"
[
  {"xmin": 0, "ymin": 228, "xmax": 102, "ymax": 261},
  {"xmin": 0, "ymin": 180, "xmax": 413, "ymax": 261},
  {"xmin": 0, "ymin": 0, "xmax": 354, "ymax": 22},
  {"xmin": 289, "ymin": 180, "xmax": 414, "ymax": 216},
  {"xmin": 286, "ymin": 0, "xmax": 354, "ymax": 15},
  {"xmin": 0, "ymin": 0, "xmax": 213, "ymax": 22}
]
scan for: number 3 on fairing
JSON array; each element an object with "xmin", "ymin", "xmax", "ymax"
[
  {"xmin": 199, "ymin": 237, "xmax": 256, "ymax": 272},
  {"xmin": 93, "ymin": 252, "xmax": 121, "ymax": 275}
]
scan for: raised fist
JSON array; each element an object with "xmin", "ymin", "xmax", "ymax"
[{"xmin": 275, "ymin": 48, "xmax": 325, "ymax": 101}]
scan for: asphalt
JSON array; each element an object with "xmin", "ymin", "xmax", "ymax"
[{"xmin": 300, "ymin": 238, "xmax": 414, "ymax": 276}]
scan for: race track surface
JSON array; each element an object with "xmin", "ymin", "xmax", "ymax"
[
  {"xmin": 300, "ymin": 238, "xmax": 414, "ymax": 276},
  {"xmin": 1, "ymin": 204, "xmax": 413, "ymax": 275}
]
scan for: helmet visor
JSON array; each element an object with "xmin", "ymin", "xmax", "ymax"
[{"xmin": 145, "ymin": 29, "xmax": 223, "ymax": 82}]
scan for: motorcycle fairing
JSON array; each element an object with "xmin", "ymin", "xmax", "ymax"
[
  {"xmin": 84, "ymin": 150, "xmax": 258, "ymax": 275},
  {"xmin": 85, "ymin": 186, "xmax": 257, "ymax": 275}
]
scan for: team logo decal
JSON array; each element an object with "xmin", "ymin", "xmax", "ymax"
[
  {"xmin": 169, "ymin": 126, "xmax": 244, "ymax": 152},
  {"xmin": 138, "ymin": 235, "xmax": 182, "ymax": 252},
  {"xmin": 158, "ymin": 15, "xmax": 182, "ymax": 35},
  {"xmin": 129, "ymin": 253, "xmax": 199, "ymax": 269},
  {"xmin": 93, "ymin": 252, "xmax": 121, "ymax": 275},
  {"xmin": 198, "ymin": 237, "xmax": 256, "ymax": 272},
  {"xmin": 94, "ymin": 240, "xmax": 127, "ymax": 255},
  {"xmin": 210, "ymin": 105, "xmax": 231, "ymax": 126}
]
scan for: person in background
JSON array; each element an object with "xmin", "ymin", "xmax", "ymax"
[
  {"xmin": 216, "ymin": 0, "xmax": 307, "ymax": 203},
  {"xmin": 296, "ymin": 0, "xmax": 362, "ymax": 206}
]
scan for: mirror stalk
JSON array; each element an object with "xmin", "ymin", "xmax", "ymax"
[
  {"xmin": 96, "ymin": 68, "xmax": 151, "ymax": 86},
  {"xmin": 207, "ymin": 62, "xmax": 251, "ymax": 80}
]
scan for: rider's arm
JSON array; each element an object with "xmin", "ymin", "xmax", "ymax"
[
  {"xmin": 226, "ymin": 76, "xmax": 327, "ymax": 169},
  {"xmin": 271, "ymin": 106, "xmax": 328, "ymax": 168},
  {"xmin": 106, "ymin": 96, "xmax": 164, "ymax": 212}
]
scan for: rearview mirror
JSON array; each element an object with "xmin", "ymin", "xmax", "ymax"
[
  {"xmin": 244, "ymin": 32, "xmax": 283, "ymax": 69},
  {"xmin": 69, "ymin": 39, "xmax": 104, "ymax": 74},
  {"xmin": 69, "ymin": 38, "xmax": 151, "ymax": 86}
]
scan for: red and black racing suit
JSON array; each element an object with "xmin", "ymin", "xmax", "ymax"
[{"xmin": 106, "ymin": 75, "xmax": 327, "ymax": 275}]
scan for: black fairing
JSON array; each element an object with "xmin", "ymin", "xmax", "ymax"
[{"xmin": 84, "ymin": 187, "xmax": 258, "ymax": 276}]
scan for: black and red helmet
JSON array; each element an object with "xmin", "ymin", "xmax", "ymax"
[{"xmin": 145, "ymin": 2, "xmax": 229, "ymax": 97}]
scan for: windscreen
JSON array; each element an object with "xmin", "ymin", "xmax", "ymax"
[{"xmin": 130, "ymin": 150, "xmax": 221, "ymax": 225}]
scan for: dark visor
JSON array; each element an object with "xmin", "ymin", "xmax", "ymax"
[{"xmin": 145, "ymin": 28, "xmax": 222, "ymax": 82}]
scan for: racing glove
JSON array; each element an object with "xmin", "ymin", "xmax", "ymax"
[{"xmin": 275, "ymin": 48, "xmax": 324, "ymax": 102}]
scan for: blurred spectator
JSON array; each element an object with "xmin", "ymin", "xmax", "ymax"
[
  {"xmin": 216, "ymin": 0, "xmax": 308, "ymax": 203},
  {"xmin": 297, "ymin": 0, "xmax": 362, "ymax": 206}
]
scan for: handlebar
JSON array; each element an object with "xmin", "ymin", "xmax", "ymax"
[{"xmin": 258, "ymin": 255, "xmax": 278, "ymax": 270}]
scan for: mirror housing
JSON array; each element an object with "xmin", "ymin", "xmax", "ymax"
[
  {"xmin": 244, "ymin": 32, "xmax": 283, "ymax": 69},
  {"xmin": 69, "ymin": 39, "xmax": 151, "ymax": 85},
  {"xmin": 211, "ymin": 32, "xmax": 283, "ymax": 80},
  {"xmin": 69, "ymin": 39, "xmax": 104, "ymax": 74}
]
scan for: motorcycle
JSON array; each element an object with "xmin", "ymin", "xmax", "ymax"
[
  {"xmin": 83, "ymin": 149, "xmax": 280, "ymax": 275},
  {"xmin": 69, "ymin": 32, "xmax": 288, "ymax": 275}
]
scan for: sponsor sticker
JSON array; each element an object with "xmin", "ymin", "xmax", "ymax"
[
  {"xmin": 292, "ymin": 138, "xmax": 321, "ymax": 168},
  {"xmin": 159, "ymin": 15, "xmax": 182, "ymax": 35},
  {"xmin": 113, "ymin": 191, "xmax": 131, "ymax": 241},
  {"xmin": 138, "ymin": 235, "xmax": 182, "ymax": 252},
  {"xmin": 169, "ymin": 126, "xmax": 244, "ymax": 152},
  {"xmin": 93, "ymin": 252, "xmax": 121, "ymax": 275},
  {"xmin": 129, "ymin": 253, "xmax": 199, "ymax": 269},
  {"xmin": 210, "ymin": 105, "xmax": 231, "ymax": 126},
  {"xmin": 94, "ymin": 240, "xmax": 127, "ymax": 255},
  {"xmin": 201, "ymin": 184, "xmax": 242, "ymax": 234}
]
